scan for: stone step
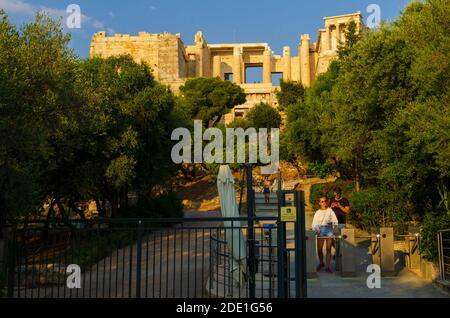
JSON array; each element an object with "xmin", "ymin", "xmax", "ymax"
[
  {"xmin": 255, "ymin": 209, "xmax": 278, "ymax": 213},
  {"xmin": 255, "ymin": 193, "xmax": 278, "ymax": 198},
  {"xmin": 255, "ymin": 205, "xmax": 278, "ymax": 210},
  {"xmin": 255, "ymin": 200, "xmax": 278, "ymax": 205}
]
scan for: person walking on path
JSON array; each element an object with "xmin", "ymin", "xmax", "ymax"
[
  {"xmin": 312, "ymin": 197, "xmax": 338, "ymax": 272},
  {"xmin": 263, "ymin": 178, "xmax": 272, "ymax": 203}
]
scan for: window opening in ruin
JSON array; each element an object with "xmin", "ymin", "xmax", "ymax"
[
  {"xmin": 224, "ymin": 73, "xmax": 233, "ymax": 81},
  {"xmin": 245, "ymin": 64, "xmax": 263, "ymax": 84},
  {"xmin": 271, "ymin": 72, "xmax": 283, "ymax": 86}
]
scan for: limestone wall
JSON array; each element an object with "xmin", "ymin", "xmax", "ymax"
[
  {"xmin": 90, "ymin": 31, "xmax": 188, "ymax": 84},
  {"xmin": 89, "ymin": 12, "xmax": 363, "ymax": 124}
]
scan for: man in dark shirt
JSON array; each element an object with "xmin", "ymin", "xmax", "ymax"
[
  {"xmin": 329, "ymin": 187, "xmax": 350, "ymax": 225},
  {"xmin": 329, "ymin": 187, "xmax": 351, "ymax": 262}
]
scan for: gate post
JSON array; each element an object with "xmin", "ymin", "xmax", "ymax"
[
  {"xmin": 406, "ymin": 226, "xmax": 420, "ymax": 270},
  {"xmin": 371, "ymin": 227, "xmax": 395, "ymax": 276},
  {"xmin": 6, "ymin": 226, "xmax": 15, "ymax": 298},
  {"xmin": 340, "ymin": 228, "xmax": 356, "ymax": 277},
  {"xmin": 295, "ymin": 190, "xmax": 307, "ymax": 298},
  {"xmin": 135, "ymin": 220, "xmax": 143, "ymax": 299},
  {"xmin": 276, "ymin": 191, "xmax": 287, "ymax": 298},
  {"xmin": 245, "ymin": 163, "xmax": 256, "ymax": 298}
]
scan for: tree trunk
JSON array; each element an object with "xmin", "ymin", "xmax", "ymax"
[
  {"xmin": 43, "ymin": 199, "xmax": 56, "ymax": 242},
  {"xmin": 69, "ymin": 201, "xmax": 86, "ymax": 220},
  {"xmin": 94, "ymin": 198, "xmax": 105, "ymax": 217},
  {"xmin": 0, "ymin": 193, "xmax": 5, "ymax": 240},
  {"xmin": 56, "ymin": 199, "xmax": 70, "ymax": 225},
  {"xmin": 354, "ymin": 156, "xmax": 361, "ymax": 192},
  {"xmin": 119, "ymin": 186, "xmax": 128, "ymax": 216},
  {"xmin": 110, "ymin": 194, "xmax": 120, "ymax": 218}
]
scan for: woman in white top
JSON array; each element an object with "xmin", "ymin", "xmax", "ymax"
[{"xmin": 312, "ymin": 196, "xmax": 338, "ymax": 273}]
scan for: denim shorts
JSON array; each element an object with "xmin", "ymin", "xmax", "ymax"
[{"xmin": 319, "ymin": 226, "xmax": 334, "ymax": 237}]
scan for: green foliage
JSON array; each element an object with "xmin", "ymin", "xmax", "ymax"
[
  {"xmin": 0, "ymin": 11, "xmax": 78, "ymax": 223},
  {"xmin": 275, "ymin": 80, "xmax": 305, "ymax": 111},
  {"xmin": 179, "ymin": 77, "xmax": 246, "ymax": 127},
  {"xmin": 437, "ymin": 182, "xmax": 450, "ymax": 215},
  {"xmin": 309, "ymin": 161, "xmax": 331, "ymax": 179},
  {"xmin": 348, "ymin": 187, "xmax": 413, "ymax": 233},
  {"xmin": 282, "ymin": 0, "xmax": 450, "ymax": 247},
  {"xmin": 337, "ymin": 21, "xmax": 361, "ymax": 60},
  {"xmin": 130, "ymin": 191, "xmax": 184, "ymax": 219},
  {"xmin": 245, "ymin": 102, "xmax": 282, "ymax": 129},
  {"xmin": 419, "ymin": 212, "xmax": 450, "ymax": 261},
  {"xmin": 310, "ymin": 180, "xmax": 355, "ymax": 210},
  {"xmin": 0, "ymin": 12, "xmax": 184, "ymax": 221},
  {"xmin": 72, "ymin": 229, "xmax": 131, "ymax": 269},
  {"xmin": 282, "ymin": 61, "xmax": 339, "ymax": 164}
]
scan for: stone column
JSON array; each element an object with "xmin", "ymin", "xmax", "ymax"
[
  {"xmin": 300, "ymin": 34, "xmax": 311, "ymax": 87},
  {"xmin": 233, "ymin": 46, "xmax": 243, "ymax": 84},
  {"xmin": 263, "ymin": 48, "xmax": 272, "ymax": 84},
  {"xmin": 323, "ymin": 25, "xmax": 330, "ymax": 51},
  {"xmin": 282, "ymin": 46, "xmax": 291, "ymax": 81},
  {"xmin": 336, "ymin": 24, "xmax": 341, "ymax": 47},
  {"xmin": 212, "ymin": 55, "xmax": 222, "ymax": 79}
]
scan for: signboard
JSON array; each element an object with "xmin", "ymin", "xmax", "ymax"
[{"xmin": 280, "ymin": 206, "xmax": 297, "ymax": 222}]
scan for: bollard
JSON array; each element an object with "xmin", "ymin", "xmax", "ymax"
[
  {"xmin": 305, "ymin": 230, "xmax": 318, "ymax": 278},
  {"xmin": 406, "ymin": 226, "xmax": 421, "ymax": 270},
  {"xmin": 371, "ymin": 227, "xmax": 395, "ymax": 276},
  {"xmin": 340, "ymin": 228, "xmax": 356, "ymax": 277}
]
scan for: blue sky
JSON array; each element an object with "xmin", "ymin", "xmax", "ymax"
[{"xmin": 1, "ymin": 0, "xmax": 412, "ymax": 58}]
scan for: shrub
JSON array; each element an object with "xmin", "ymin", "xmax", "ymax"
[
  {"xmin": 309, "ymin": 161, "xmax": 331, "ymax": 179},
  {"xmin": 348, "ymin": 187, "xmax": 413, "ymax": 233},
  {"xmin": 310, "ymin": 179, "xmax": 354, "ymax": 210},
  {"xmin": 419, "ymin": 212, "xmax": 450, "ymax": 262},
  {"xmin": 131, "ymin": 191, "xmax": 184, "ymax": 219}
]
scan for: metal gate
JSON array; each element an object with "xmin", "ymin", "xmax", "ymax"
[{"xmin": 2, "ymin": 193, "xmax": 307, "ymax": 298}]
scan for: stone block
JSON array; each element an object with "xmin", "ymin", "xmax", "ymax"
[
  {"xmin": 340, "ymin": 228, "xmax": 356, "ymax": 277},
  {"xmin": 305, "ymin": 230, "xmax": 317, "ymax": 278}
]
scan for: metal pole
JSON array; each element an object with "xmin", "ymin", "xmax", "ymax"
[
  {"xmin": 298, "ymin": 190, "xmax": 307, "ymax": 298},
  {"xmin": 135, "ymin": 220, "xmax": 143, "ymax": 298},
  {"xmin": 277, "ymin": 192, "xmax": 288, "ymax": 297},
  {"xmin": 7, "ymin": 227, "xmax": 15, "ymax": 298},
  {"xmin": 294, "ymin": 191, "xmax": 301, "ymax": 298},
  {"xmin": 437, "ymin": 231, "xmax": 444, "ymax": 281},
  {"xmin": 245, "ymin": 163, "xmax": 256, "ymax": 298}
]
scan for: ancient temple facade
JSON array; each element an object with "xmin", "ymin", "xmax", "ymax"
[{"xmin": 90, "ymin": 12, "xmax": 363, "ymax": 124}]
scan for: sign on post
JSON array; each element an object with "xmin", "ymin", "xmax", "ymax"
[{"xmin": 280, "ymin": 206, "xmax": 297, "ymax": 222}]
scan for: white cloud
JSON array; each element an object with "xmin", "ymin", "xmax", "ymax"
[
  {"xmin": 149, "ymin": 5, "xmax": 156, "ymax": 11},
  {"xmin": 0, "ymin": 0, "xmax": 35, "ymax": 15},
  {"xmin": 0, "ymin": 0, "xmax": 111, "ymax": 31},
  {"xmin": 108, "ymin": 11, "xmax": 114, "ymax": 18}
]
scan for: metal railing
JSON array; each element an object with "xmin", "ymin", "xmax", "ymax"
[
  {"xmin": 3, "ymin": 216, "xmax": 279, "ymax": 298},
  {"xmin": 209, "ymin": 223, "xmax": 279, "ymax": 298},
  {"xmin": 438, "ymin": 229, "xmax": 450, "ymax": 281}
]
